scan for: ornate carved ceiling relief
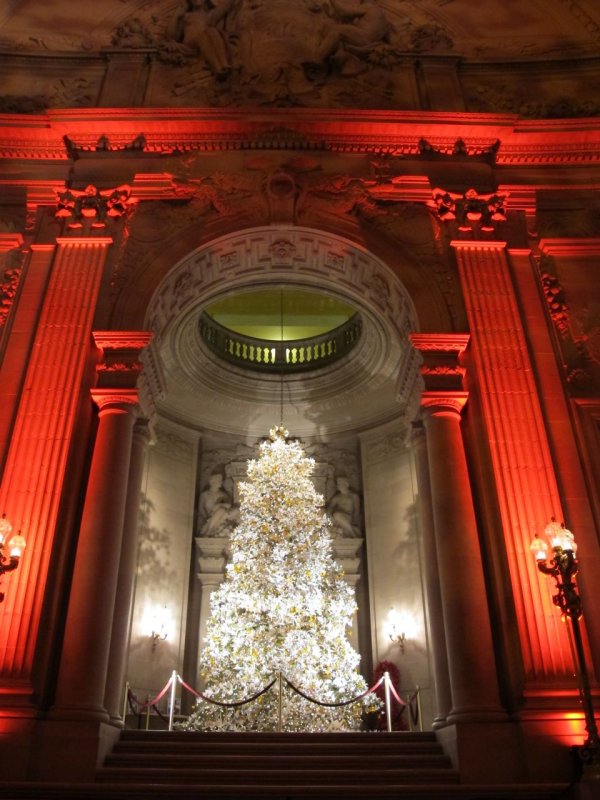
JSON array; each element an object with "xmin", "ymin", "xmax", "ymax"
[{"xmin": 0, "ymin": 1, "xmax": 599, "ymax": 112}]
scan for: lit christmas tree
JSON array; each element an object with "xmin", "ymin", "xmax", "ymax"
[{"xmin": 183, "ymin": 426, "xmax": 376, "ymax": 732}]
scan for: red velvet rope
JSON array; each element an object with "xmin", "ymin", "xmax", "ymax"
[
  {"xmin": 283, "ymin": 674, "xmax": 385, "ymax": 708},
  {"xmin": 129, "ymin": 673, "xmax": 175, "ymax": 712},
  {"xmin": 178, "ymin": 675, "xmax": 277, "ymax": 708},
  {"xmin": 386, "ymin": 678, "xmax": 407, "ymax": 707}
]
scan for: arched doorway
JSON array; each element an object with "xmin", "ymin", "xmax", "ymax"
[{"xmin": 125, "ymin": 226, "xmax": 434, "ymax": 726}]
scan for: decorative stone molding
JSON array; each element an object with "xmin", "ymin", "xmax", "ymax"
[
  {"xmin": 93, "ymin": 330, "xmax": 153, "ymax": 391},
  {"xmin": 140, "ymin": 226, "xmax": 421, "ymax": 437},
  {"xmin": 55, "ymin": 184, "xmax": 134, "ymax": 230},
  {"xmin": 90, "ymin": 388, "xmax": 139, "ymax": 411},
  {"xmin": 410, "ymin": 334, "xmax": 470, "ymax": 393},
  {"xmin": 420, "ymin": 391, "xmax": 469, "ymax": 416},
  {"xmin": 362, "ymin": 429, "xmax": 407, "ymax": 464},
  {"xmin": 1, "ymin": 111, "xmax": 599, "ymax": 165},
  {"xmin": 0, "ymin": 233, "xmax": 24, "ymax": 330},
  {"xmin": 427, "ymin": 187, "xmax": 509, "ymax": 236}
]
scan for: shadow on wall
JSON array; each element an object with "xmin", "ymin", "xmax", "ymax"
[{"xmin": 137, "ymin": 494, "xmax": 179, "ymax": 591}]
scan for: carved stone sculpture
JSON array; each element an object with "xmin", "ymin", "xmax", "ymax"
[
  {"xmin": 198, "ymin": 473, "xmax": 238, "ymax": 537},
  {"xmin": 328, "ymin": 477, "xmax": 361, "ymax": 538}
]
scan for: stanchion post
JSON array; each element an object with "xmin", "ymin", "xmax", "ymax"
[
  {"xmin": 122, "ymin": 681, "xmax": 129, "ymax": 727},
  {"xmin": 145, "ymin": 695, "xmax": 150, "ymax": 731},
  {"xmin": 277, "ymin": 671, "xmax": 283, "ymax": 733},
  {"xmin": 384, "ymin": 671, "xmax": 392, "ymax": 732},
  {"xmin": 168, "ymin": 670, "xmax": 177, "ymax": 731},
  {"xmin": 416, "ymin": 685, "xmax": 423, "ymax": 732}
]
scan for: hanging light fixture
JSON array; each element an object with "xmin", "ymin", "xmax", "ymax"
[{"xmin": 0, "ymin": 514, "xmax": 26, "ymax": 603}]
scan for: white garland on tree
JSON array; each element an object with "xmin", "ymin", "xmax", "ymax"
[{"xmin": 183, "ymin": 426, "xmax": 378, "ymax": 732}]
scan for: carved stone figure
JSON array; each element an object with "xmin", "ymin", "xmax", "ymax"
[
  {"xmin": 198, "ymin": 473, "xmax": 238, "ymax": 537},
  {"xmin": 328, "ymin": 477, "xmax": 361, "ymax": 538},
  {"xmin": 313, "ymin": 0, "xmax": 392, "ymax": 75},
  {"xmin": 180, "ymin": 0, "xmax": 235, "ymax": 78}
]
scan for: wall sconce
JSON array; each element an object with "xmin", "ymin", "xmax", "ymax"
[
  {"xmin": 0, "ymin": 515, "xmax": 26, "ymax": 603},
  {"xmin": 387, "ymin": 608, "xmax": 417, "ymax": 654},
  {"xmin": 151, "ymin": 606, "xmax": 170, "ymax": 650}
]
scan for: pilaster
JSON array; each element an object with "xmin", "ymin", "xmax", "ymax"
[
  {"xmin": 0, "ymin": 236, "xmax": 112, "ymax": 697},
  {"xmin": 451, "ymin": 240, "xmax": 574, "ymax": 684}
]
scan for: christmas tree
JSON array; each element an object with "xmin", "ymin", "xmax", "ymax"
[{"xmin": 183, "ymin": 426, "xmax": 376, "ymax": 732}]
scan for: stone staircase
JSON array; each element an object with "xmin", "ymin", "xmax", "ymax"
[{"xmin": 0, "ymin": 730, "xmax": 567, "ymax": 799}]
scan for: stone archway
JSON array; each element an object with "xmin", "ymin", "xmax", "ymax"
[{"xmin": 126, "ymin": 225, "xmax": 434, "ymax": 725}]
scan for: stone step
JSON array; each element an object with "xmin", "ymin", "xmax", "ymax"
[
  {"xmin": 113, "ymin": 739, "xmax": 443, "ymax": 756},
  {"xmin": 0, "ymin": 781, "xmax": 568, "ymax": 800},
  {"xmin": 104, "ymin": 752, "xmax": 453, "ymax": 770},
  {"xmin": 96, "ymin": 766, "xmax": 460, "ymax": 786}
]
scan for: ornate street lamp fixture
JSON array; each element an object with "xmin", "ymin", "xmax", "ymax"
[
  {"xmin": 0, "ymin": 514, "xmax": 26, "ymax": 603},
  {"xmin": 530, "ymin": 518, "xmax": 600, "ymax": 775}
]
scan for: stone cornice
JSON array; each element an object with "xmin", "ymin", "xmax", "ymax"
[
  {"xmin": 0, "ymin": 110, "xmax": 599, "ymax": 165},
  {"xmin": 410, "ymin": 333, "xmax": 470, "ymax": 354},
  {"xmin": 93, "ymin": 331, "xmax": 153, "ymax": 352},
  {"xmin": 538, "ymin": 238, "xmax": 600, "ymax": 256},
  {"xmin": 0, "ymin": 233, "xmax": 23, "ymax": 251}
]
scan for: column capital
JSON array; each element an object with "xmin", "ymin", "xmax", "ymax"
[
  {"xmin": 90, "ymin": 388, "xmax": 139, "ymax": 413},
  {"xmin": 421, "ymin": 391, "xmax": 469, "ymax": 417},
  {"xmin": 93, "ymin": 330, "xmax": 153, "ymax": 391},
  {"xmin": 410, "ymin": 333, "xmax": 469, "ymax": 392}
]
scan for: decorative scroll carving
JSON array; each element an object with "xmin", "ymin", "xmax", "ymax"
[
  {"xmin": 465, "ymin": 83, "xmax": 600, "ymax": 120},
  {"xmin": 537, "ymin": 255, "xmax": 598, "ymax": 393},
  {"xmin": 427, "ymin": 187, "xmax": 509, "ymax": 235},
  {"xmin": 0, "ymin": 244, "xmax": 24, "ymax": 330},
  {"xmin": 55, "ymin": 184, "xmax": 134, "ymax": 229},
  {"xmin": 540, "ymin": 271, "xmax": 570, "ymax": 337},
  {"xmin": 363, "ymin": 429, "xmax": 407, "ymax": 463}
]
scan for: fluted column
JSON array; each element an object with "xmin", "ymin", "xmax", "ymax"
[
  {"xmin": 0, "ymin": 237, "xmax": 112, "ymax": 682},
  {"xmin": 104, "ymin": 417, "xmax": 151, "ymax": 724},
  {"xmin": 411, "ymin": 421, "xmax": 451, "ymax": 726},
  {"xmin": 452, "ymin": 241, "xmax": 573, "ymax": 681},
  {"xmin": 51, "ymin": 390, "xmax": 138, "ymax": 721},
  {"xmin": 422, "ymin": 391, "xmax": 505, "ymax": 722}
]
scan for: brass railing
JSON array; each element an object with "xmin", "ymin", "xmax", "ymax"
[{"xmin": 199, "ymin": 312, "xmax": 362, "ymax": 372}]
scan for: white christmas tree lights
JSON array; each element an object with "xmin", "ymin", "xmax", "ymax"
[{"xmin": 183, "ymin": 426, "xmax": 375, "ymax": 731}]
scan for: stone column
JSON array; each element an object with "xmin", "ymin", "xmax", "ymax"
[
  {"xmin": 410, "ymin": 334, "xmax": 505, "ymax": 723},
  {"xmin": 51, "ymin": 390, "xmax": 138, "ymax": 722},
  {"xmin": 411, "ymin": 421, "xmax": 451, "ymax": 727},
  {"xmin": 421, "ymin": 391, "xmax": 505, "ymax": 722},
  {"xmin": 104, "ymin": 417, "xmax": 151, "ymax": 724}
]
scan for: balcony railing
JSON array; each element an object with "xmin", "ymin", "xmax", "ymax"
[{"xmin": 199, "ymin": 312, "xmax": 362, "ymax": 373}]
